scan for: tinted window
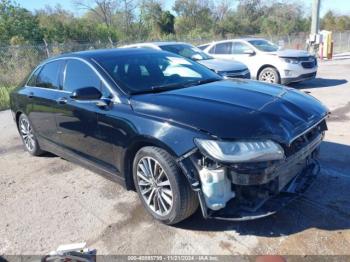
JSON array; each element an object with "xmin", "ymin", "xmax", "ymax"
[
  {"xmin": 27, "ymin": 67, "xmax": 41, "ymax": 86},
  {"xmin": 95, "ymin": 52, "xmax": 220, "ymax": 94},
  {"xmin": 64, "ymin": 60, "xmax": 101, "ymax": 92},
  {"xmin": 36, "ymin": 61, "xmax": 62, "ymax": 89},
  {"xmin": 160, "ymin": 44, "xmax": 212, "ymax": 61},
  {"xmin": 232, "ymin": 42, "xmax": 253, "ymax": 54},
  {"xmin": 248, "ymin": 40, "xmax": 278, "ymax": 52},
  {"xmin": 211, "ymin": 42, "xmax": 232, "ymax": 54},
  {"xmin": 197, "ymin": 44, "xmax": 209, "ymax": 50}
]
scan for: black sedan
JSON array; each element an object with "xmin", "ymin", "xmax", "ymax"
[{"xmin": 10, "ymin": 48, "xmax": 329, "ymax": 224}]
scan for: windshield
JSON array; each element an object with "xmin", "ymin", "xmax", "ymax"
[
  {"xmin": 160, "ymin": 44, "xmax": 213, "ymax": 61},
  {"xmin": 96, "ymin": 52, "xmax": 221, "ymax": 94},
  {"xmin": 248, "ymin": 40, "xmax": 279, "ymax": 52}
]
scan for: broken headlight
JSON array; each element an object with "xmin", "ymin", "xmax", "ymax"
[{"xmin": 194, "ymin": 139, "xmax": 285, "ymax": 163}]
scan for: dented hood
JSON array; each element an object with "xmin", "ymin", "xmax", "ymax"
[{"xmin": 130, "ymin": 79, "xmax": 328, "ymax": 144}]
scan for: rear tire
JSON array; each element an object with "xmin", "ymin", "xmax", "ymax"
[
  {"xmin": 18, "ymin": 114, "xmax": 44, "ymax": 156},
  {"xmin": 133, "ymin": 146, "xmax": 198, "ymax": 225},
  {"xmin": 258, "ymin": 67, "xmax": 280, "ymax": 84}
]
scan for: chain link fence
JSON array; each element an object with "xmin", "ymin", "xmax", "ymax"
[{"xmin": 1, "ymin": 31, "xmax": 350, "ymax": 88}]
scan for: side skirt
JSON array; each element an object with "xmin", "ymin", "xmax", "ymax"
[{"xmin": 39, "ymin": 137, "xmax": 127, "ymax": 188}]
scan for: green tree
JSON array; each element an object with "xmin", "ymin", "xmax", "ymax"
[
  {"xmin": 321, "ymin": 11, "xmax": 336, "ymax": 31},
  {"xmin": 260, "ymin": 2, "xmax": 306, "ymax": 37},
  {"xmin": 139, "ymin": 0, "xmax": 174, "ymax": 38},
  {"xmin": 173, "ymin": 0, "xmax": 214, "ymax": 36},
  {"xmin": 0, "ymin": 0, "xmax": 43, "ymax": 45}
]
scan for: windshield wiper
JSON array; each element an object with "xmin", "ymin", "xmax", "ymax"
[
  {"xmin": 131, "ymin": 82, "xmax": 188, "ymax": 95},
  {"xmin": 195, "ymin": 77, "xmax": 221, "ymax": 85},
  {"xmin": 131, "ymin": 78, "xmax": 221, "ymax": 95}
]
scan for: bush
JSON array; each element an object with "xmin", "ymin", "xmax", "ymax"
[{"xmin": 0, "ymin": 86, "xmax": 15, "ymax": 111}]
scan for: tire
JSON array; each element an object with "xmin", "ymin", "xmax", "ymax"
[
  {"xmin": 18, "ymin": 114, "xmax": 44, "ymax": 156},
  {"xmin": 258, "ymin": 67, "xmax": 280, "ymax": 84},
  {"xmin": 133, "ymin": 146, "xmax": 199, "ymax": 225}
]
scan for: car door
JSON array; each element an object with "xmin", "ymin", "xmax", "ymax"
[
  {"xmin": 207, "ymin": 41, "xmax": 233, "ymax": 60},
  {"xmin": 230, "ymin": 41, "xmax": 259, "ymax": 78},
  {"xmin": 27, "ymin": 60, "xmax": 65, "ymax": 144},
  {"xmin": 55, "ymin": 58, "xmax": 116, "ymax": 170}
]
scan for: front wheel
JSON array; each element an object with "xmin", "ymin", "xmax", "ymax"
[
  {"xmin": 18, "ymin": 114, "xmax": 44, "ymax": 156},
  {"xmin": 258, "ymin": 67, "xmax": 280, "ymax": 84},
  {"xmin": 133, "ymin": 146, "xmax": 198, "ymax": 225}
]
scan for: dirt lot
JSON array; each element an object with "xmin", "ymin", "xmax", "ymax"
[{"xmin": 1, "ymin": 56, "xmax": 350, "ymax": 256}]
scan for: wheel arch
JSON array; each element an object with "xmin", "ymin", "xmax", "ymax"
[
  {"xmin": 15, "ymin": 110, "xmax": 23, "ymax": 129},
  {"xmin": 123, "ymin": 136, "xmax": 181, "ymax": 191}
]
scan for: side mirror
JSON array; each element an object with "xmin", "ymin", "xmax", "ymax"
[
  {"xmin": 243, "ymin": 49, "xmax": 255, "ymax": 56},
  {"xmin": 71, "ymin": 87, "xmax": 102, "ymax": 100},
  {"xmin": 191, "ymin": 54, "xmax": 203, "ymax": 61}
]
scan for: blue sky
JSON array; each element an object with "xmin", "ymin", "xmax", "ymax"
[{"xmin": 16, "ymin": 0, "xmax": 350, "ymax": 17}]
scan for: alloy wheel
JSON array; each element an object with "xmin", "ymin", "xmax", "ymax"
[
  {"xmin": 136, "ymin": 157, "xmax": 173, "ymax": 216},
  {"xmin": 20, "ymin": 117, "xmax": 35, "ymax": 152},
  {"xmin": 260, "ymin": 70, "xmax": 276, "ymax": 83}
]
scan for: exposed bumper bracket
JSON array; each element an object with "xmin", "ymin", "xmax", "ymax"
[{"xmin": 205, "ymin": 160, "xmax": 320, "ymax": 221}]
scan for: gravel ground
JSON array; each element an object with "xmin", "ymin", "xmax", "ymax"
[{"xmin": 0, "ymin": 58, "xmax": 350, "ymax": 256}]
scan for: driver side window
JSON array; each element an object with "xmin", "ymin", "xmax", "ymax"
[
  {"xmin": 63, "ymin": 59, "xmax": 111, "ymax": 97},
  {"xmin": 232, "ymin": 42, "xmax": 252, "ymax": 54}
]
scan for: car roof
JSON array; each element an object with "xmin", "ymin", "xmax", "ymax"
[
  {"xmin": 127, "ymin": 41, "xmax": 193, "ymax": 47},
  {"xmin": 200, "ymin": 38, "xmax": 267, "ymax": 46},
  {"xmin": 43, "ymin": 48, "xmax": 165, "ymax": 64}
]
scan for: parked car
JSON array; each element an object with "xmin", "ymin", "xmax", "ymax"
[
  {"xmin": 199, "ymin": 38, "xmax": 318, "ymax": 85},
  {"xmin": 122, "ymin": 42, "xmax": 250, "ymax": 79},
  {"xmin": 10, "ymin": 48, "xmax": 328, "ymax": 224}
]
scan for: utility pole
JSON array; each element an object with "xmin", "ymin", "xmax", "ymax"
[
  {"xmin": 311, "ymin": 0, "xmax": 321, "ymax": 35},
  {"xmin": 309, "ymin": 0, "xmax": 321, "ymax": 54}
]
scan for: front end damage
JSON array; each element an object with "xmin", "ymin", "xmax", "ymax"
[{"xmin": 178, "ymin": 119, "xmax": 327, "ymax": 221}]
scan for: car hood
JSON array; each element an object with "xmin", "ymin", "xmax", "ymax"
[
  {"xmin": 198, "ymin": 58, "xmax": 247, "ymax": 72},
  {"xmin": 270, "ymin": 49, "xmax": 312, "ymax": 58},
  {"xmin": 130, "ymin": 79, "xmax": 328, "ymax": 144}
]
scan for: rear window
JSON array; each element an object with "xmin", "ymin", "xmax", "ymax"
[
  {"xmin": 35, "ymin": 61, "xmax": 63, "ymax": 89},
  {"xmin": 210, "ymin": 42, "xmax": 232, "ymax": 54},
  {"xmin": 26, "ymin": 67, "xmax": 41, "ymax": 87}
]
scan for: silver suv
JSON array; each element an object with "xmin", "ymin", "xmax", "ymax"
[
  {"xmin": 199, "ymin": 38, "xmax": 317, "ymax": 85},
  {"xmin": 122, "ymin": 42, "xmax": 250, "ymax": 79}
]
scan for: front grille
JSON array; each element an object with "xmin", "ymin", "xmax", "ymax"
[
  {"xmin": 301, "ymin": 61, "xmax": 316, "ymax": 68},
  {"xmin": 300, "ymin": 56, "xmax": 317, "ymax": 68},
  {"xmin": 222, "ymin": 69, "xmax": 249, "ymax": 77},
  {"xmin": 283, "ymin": 120, "xmax": 326, "ymax": 157}
]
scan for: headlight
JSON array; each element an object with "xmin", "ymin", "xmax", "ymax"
[
  {"xmin": 283, "ymin": 58, "xmax": 299, "ymax": 64},
  {"xmin": 194, "ymin": 139, "xmax": 285, "ymax": 163}
]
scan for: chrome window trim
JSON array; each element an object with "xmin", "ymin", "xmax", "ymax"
[
  {"xmin": 24, "ymin": 85, "xmax": 72, "ymax": 94},
  {"xmin": 27, "ymin": 56, "xmax": 121, "ymax": 103}
]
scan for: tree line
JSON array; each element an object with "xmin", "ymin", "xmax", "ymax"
[{"xmin": 1, "ymin": 0, "xmax": 350, "ymax": 47}]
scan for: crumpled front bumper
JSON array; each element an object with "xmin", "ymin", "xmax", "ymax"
[
  {"xmin": 207, "ymin": 160, "xmax": 320, "ymax": 221},
  {"xmin": 177, "ymin": 133, "xmax": 324, "ymax": 221}
]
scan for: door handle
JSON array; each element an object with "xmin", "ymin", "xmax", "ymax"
[
  {"xmin": 28, "ymin": 92, "xmax": 34, "ymax": 98},
  {"xmin": 57, "ymin": 97, "xmax": 68, "ymax": 105}
]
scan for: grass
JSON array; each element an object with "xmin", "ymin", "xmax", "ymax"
[{"xmin": 0, "ymin": 86, "xmax": 15, "ymax": 111}]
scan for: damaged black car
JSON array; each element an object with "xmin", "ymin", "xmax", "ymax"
[{"xmin": 10, "ymin": 48, "xmax": 329, "ymax": 224}]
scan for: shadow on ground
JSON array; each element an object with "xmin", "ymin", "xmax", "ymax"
[
  {"xmin": 175, "ymin": 141, "xmax": 350, "ymax": 237},
  {"xmin": 290, "ymin": 78, "xmax": 347, "ymax": 89}
]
